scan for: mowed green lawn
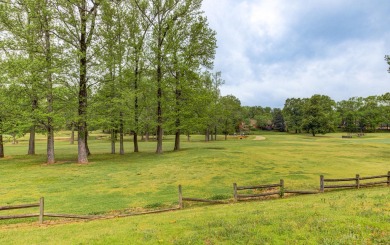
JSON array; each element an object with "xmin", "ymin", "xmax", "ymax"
[{"xmin": 0, "ymin": 132, "xmax": 389, "ymax": 244}]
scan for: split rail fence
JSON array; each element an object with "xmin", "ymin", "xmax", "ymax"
[
  {"xmin": 0, "ymin": 197, "xmax": 44, "ymax": 224},
  {"xmin": 1, "ymin": 171, "xmax": 389, "ymax": 224},
  {"xmin": 320, "ymin": 171, "xmax": 390, "ymax": 192}
]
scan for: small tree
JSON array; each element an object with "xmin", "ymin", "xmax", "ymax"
[
  {"xmin": 283, "ymin": 98, "xmax": 305, "ymax": 133},
  {"xmin": 218, "ymin": 95, "xmax": 242, "ymax": 140},
  {"xmin": 302, "ymin": 94, "xmax": 337, "ymax": 136},
  {"xmin": 272, "ymin": 108, "xmax": 285, "ymax": 132}
]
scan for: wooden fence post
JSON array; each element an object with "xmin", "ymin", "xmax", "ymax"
[
  {"xmin": 279, "ymin": 179, "xmax": 284, "ymax": 198},
  {"xmin": 387, "ymin": 171, "xmax": 390, "ymax": 187},
  {"xmin": 356, "ymin": 174, "xmax": 360, "ymax": 189},
  {"xmin": 233, "ymin": 183, "xmax": 238, "ymax": 202},
  {"xmin": 320, "ymin": 175, "xmax": 324, "ymax": 193},
  {"xmin": 39, "ymin": 197, "xmax": 44, "ymax": 224},
  {"xmin": 178, "ymin": 185, "xmax": 183, "ymax": 209}
]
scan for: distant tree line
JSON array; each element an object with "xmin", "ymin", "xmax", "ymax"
[{"xmin": 241, "ymin": 93, "xmax": 390, "ymax": 137}]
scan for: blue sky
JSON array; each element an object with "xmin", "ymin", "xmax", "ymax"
[{"xmin": 202, "ymin": 0, "xmax": 390, "ymax": 108}]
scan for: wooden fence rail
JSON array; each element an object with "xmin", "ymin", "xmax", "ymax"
[
  {"xmin": 0, "ymin": 197, "xmax": 44, "ymax": 224},
  {"xmin": 178, "ymin": 185, "xmax": 227, "ymax": 209},
  {"xmin": 234, "ymin": 179, "xmax": 285, "ymax": 201},
  {"xmin": 320, "ymin": 171, "xmax": 390, "ymax": 192}
]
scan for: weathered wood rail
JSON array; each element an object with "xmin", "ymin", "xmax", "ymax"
[
  {"xmin": 320, "ymin": 171, "xmax": 390, "ymax": 192},
  {"xmin": 178, "ymin": 185, "xmax": 227, "ymax": 209},
  {"xmin": 0, "ymin": 197, "xmax": 44, "ymax": 224},
  {"xmin": 233, "ymin": 180, "xmax": 285, "ymax": 201}
]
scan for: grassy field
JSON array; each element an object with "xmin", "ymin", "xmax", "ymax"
[{"xmin": 0, "ymin": 132, "xmax": 389, "ymax": 244}]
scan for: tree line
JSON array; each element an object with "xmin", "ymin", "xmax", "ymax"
[
  {"xmin": 0, "ymin": 0, "xmax": 246, "ymax": 163},
  {"xmin": 241, "ymin": 93, "xmax": 390, "ymax": 137}
]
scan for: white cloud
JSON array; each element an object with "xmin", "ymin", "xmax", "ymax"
[{"xmin": 202, "ymin": 0, "xmax": 390, "ymax": 107}]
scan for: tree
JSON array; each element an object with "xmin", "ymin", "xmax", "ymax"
[
  {"xmin": 302, "ymin": 94, "xmax": 337, "ymax": 136},
  {"xmin": 358, "ymin": 96, "xmax": 381, "ymax": 132},
  {"xmin": 164, "ymin": 12, "xmax": 216, "ymax": 150},
  {"xmin": 378, "ymin": 93, "xmax": 390, "ymax": 130},
  {"xmin": 95, "ymin": 0, "xmax": 129, "ymax": 155},
  {"xmin": 336, "ymin": 97, "xmax": 362, "ymax": 133},
  {"xmin": 124, "ymin": 1, "xmax": 151, "ymax": 153},
  {"xmin": 218, "ymin": 95, "xmax": 242, "ymax": 140},
  {"xmin": 54, "ymin": 0, "xmax": 100, "ymax": 163},
  {"xmin": 135, "ymin": 0, "xmax": 212, "ymax": 153},
  {"xmin": 0, "ymin": 0, "xmax": 43, "ymax": 155},
  {"xmin": 254, "ymin": 107, "xmax": 273, "ymax": 130},
  {"xmin": 283, "ymin": 98, "xmax": 305, "ymax": 133},
  {"xmin": 0, "ymin": 0, "xmax": 57, "ymax": 163},
  {"xmin": 272, "ymin": 108, "xmax": 285, "ymax": 132},
  {"xmin": 302, "ymin": 95, "xmax": 337, "ymax": 136}
]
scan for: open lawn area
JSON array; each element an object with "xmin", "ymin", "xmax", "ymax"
[{"xmin": 0, "ymin": 132, "xmax": 389, "ymax": 244}]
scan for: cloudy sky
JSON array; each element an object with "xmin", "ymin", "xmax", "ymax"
[{"xmin": 201, "ymin": 0, "xmax": 390, "ymax": 108}]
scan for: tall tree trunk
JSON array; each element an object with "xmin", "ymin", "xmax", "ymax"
[
  {"xmin": 174, "ymin": 129, "xmax": 180, "ymax": 151},
  {"xmin": 28, "ymin": 99, "xmax": 38, "ymax": 155},
  {"xmin": 156, "ymin": 26, "xmax": 163, "ymax": 154},
  {"xmin": 120, "ymin": 112, "xmax": 124, "ymax": 155},
  {"xmin": 78, "ymin": 124, "xmax": 88, "ymax": 163},
  {"xmin": 0, "ymin": 134, "xmax": 4, "ymax": 158},
  {"xmin": 44, "ymin": 8, "xmax": 55, "ymax": 164},
  {"xmin": 133, "ymin": 56, "xmax": 139, "ymax": 153},
  {"xmin": 47, "ymin": 119, "xmax": 55, "ymax": 164},
  {"xmin": 174, "ymin": 73, "xmax": 181, "ymax": 151},
  {"xmin": 214, "ymin": 126, "xmax": 217, "ymax": 141},
  {"xmin": 145, "ymin": 132, "xmax": 149, "ymax": 141},
  {"xmin": 156, "ymin": 68, "xmax": 163, "ymax": 154},
  {"xmin": 133, "ymin": 133, "xmax": 138, "ymax": 152},
  {"xmin": 70, "ymin": 123, "xmax": 75, "ymax": 144},
  {"xmin": 111, "ymin": 129, "xmax": 116, "ymax": 154},
  {"xmin": 120, "ymin": 132, "xmax": 124, "ymax": 155},
  {"xmin": 86, "ymin": 128, "xmax": 90, "ymax": 156},
  {"xmin": 77, "ymin": 0, "xmax": 89, "ymax": 164},
  {"xmin": 28, "ymin": 125, "xmax": 35, "ymax": 155}
]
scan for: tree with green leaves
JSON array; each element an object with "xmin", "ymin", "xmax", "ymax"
[
  {"xmin": 134, "ymin": 0, "xmax": 213, "ymax": 153},
  {"xmin": 0, "ymin": 0, "xmax": 57, "ymax": 163},
  {"xmin": 378, "ymin": 93, "xmax": 390, "ymax": 130},
  {"xmin": 53, "ymin": 0, "xmax": 100, "ymax": 163},
  {"xmin": 217, "ymin": 95, "xmax": 241, "ymax": 140},
  {"xmin": 302, "ymin": 94, "xmax": 337, "ymax": 136},
  {"xmin": 253, "ymin": 107, "xmax": 273, "ymax": 130},
  {"xmin": 358, "ymin": 96, "xmax": 381, "ymax": 132},
  {"xmin": 123, "ymin": 1, "xmax": 152, "ymax": 153},
  {"xmin": 272, "ymin": 108, "xmax": 285, "ymax": 132},
  {"xmin": 94, "ymin": 0, "xmax": 130, "ymax": 155},
  {"xmin": 336, "ymin": 97, "xmax": 362, "ymax": 133},
  {"xmin": 164, "ymin": 10, "xmax": 216, "ymax": 150},
  {"xmin": 283, "ymin": 98, "xmax": 305, "ymax": 133},
  {"xmin": 0, "ymin": 0, "xmax": 43, "ymax": 155}
]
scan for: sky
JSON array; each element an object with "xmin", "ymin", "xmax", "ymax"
[{"xmin": 201, "ymin": 0, "xmax": 390, "ymax": 108}]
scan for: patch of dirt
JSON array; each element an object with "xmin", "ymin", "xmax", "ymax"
[{"xmin": 253, "ymin": 136, "xmax": 266, "ymax": 141}]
